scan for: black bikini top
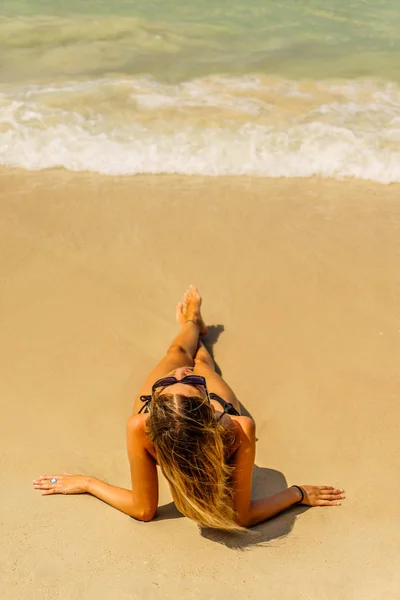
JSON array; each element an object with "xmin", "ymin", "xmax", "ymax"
[
  {"xmin": 138, "ymin": 393, "xmax": 239, "ymax": 419},
  {"xmin": 138, "ymin": 395, "xmax": 152, "ymax": 414}
]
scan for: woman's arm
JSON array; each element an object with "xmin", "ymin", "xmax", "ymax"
[
  {"xmin": 230, "ymin": 417, "xmax": 345, "ymax": 527},
  {"xmin": 245, "ymin": 486, "xmax": 303, "ymax": 526},
  {"xmin": 86, "ymin": 477, "xmax": 155, "ymax": 520},
  {"xmin": 33, "ymin": 473, "xmax": 151, "ymax": 519},
  {"xmin": 32, "ymin": 415, "xmax": 159, "ymax": 521},
  {"xmin": 241, "ymin": 485, "xmax": 344, "ymax": 527}
]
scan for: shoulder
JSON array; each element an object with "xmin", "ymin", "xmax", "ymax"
[
  {"xmin": 232, "ymin": 415, "xmax": 256, "ymax": 440},
  {"xmin": 224, "ymin": 416, "xmax": 255, "ymax": 459},
  {"xmin": 126, "ymin": 413, "xmax": 156, "ymax": 458},
  {"xmin": 126, "ymin": 413, "xmax": 148, "ymax": 435}
]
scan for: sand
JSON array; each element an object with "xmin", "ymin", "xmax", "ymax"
[{"xmin": 1, "ymin": 168, "xmax": 399, "ymax": 599}]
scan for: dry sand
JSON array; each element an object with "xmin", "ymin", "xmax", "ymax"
[{"xmin": 1, "ymin": 168, "xmax": 399, "ymax": 599}]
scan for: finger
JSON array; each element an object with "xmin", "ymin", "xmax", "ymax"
[
  {"xmin": 33, "ymin": 478, "xmax": 63, "ymax": 489},
  {"xmin": 41, "ymin": 489, "xmax": 57, "ymax": 495},
  {"xmin": 317, "ymin": 500, "xmax": 342, "ymax": 506},
  {"xmin": 38, "ymin": 475, "xmax": 59, "ymax": 481},
  {"xmin": 320, "ymin": 493, "xmax": 345, "ymax": 500},
  {"xmin": 34, "ymin": 481, "xmax": 54, "ymax": 490},
  {"xmin": 317, "ymin": 488, "xmax": 344, "ymax": 496}
]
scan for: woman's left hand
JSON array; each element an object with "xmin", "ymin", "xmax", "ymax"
[
  {"xmin": 32, "ymin": 472, "xmax": 89, "ymax": 495},
  {"xmin": 298, "ymin": 485, "xmax": 345, "ymax": 506}
]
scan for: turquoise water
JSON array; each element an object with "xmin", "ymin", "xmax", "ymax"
[{"xmin": 1, "ymin": 0, "xmax": 400, "ymax": 181}]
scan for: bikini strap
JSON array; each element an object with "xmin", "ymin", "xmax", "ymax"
[
  {"xmin": 209, "ymin": 393, "xmax": 236, "ymax": 420},
  {"xmin": 138, "ymin": 394, "xmax": 152, "ymax": 414},
  {"xmin": 218, "ymin": 402, "xmax": 236, "ymax": 420}
]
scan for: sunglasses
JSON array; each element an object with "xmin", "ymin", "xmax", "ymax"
[{"xmin": 152, "ymin": 375, "xmax": 209, "ymax": 400}]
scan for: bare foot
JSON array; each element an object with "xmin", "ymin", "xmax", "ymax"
[{"xmin": 176, "ymin": 284, "xmax": 208, "ymax": 335}]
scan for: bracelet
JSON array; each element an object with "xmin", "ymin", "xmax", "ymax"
[
  {"xmin": 291, "ymin": 485, "xmax": 305, "ymax": 504},
  {"xmin": 185, "ymin": 319, "xmax": 198, "ymax": 326}
]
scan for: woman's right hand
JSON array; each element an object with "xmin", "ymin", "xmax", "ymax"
[
  {"xmin": 298, "ymin": 485, "xmax": 345, "ymax": 506},
  {"xmin": 32, "ymin": 472, "xmax": 90, "ymax": 495}
]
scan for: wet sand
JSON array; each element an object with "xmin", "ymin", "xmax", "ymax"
[{"xmin": 1, "ymin": 168, "xmax": 399, "ymax": 599}]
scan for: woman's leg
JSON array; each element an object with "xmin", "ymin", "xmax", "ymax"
[
  {"xmin": 193, "ymin": 342, "xmax": 241, "ymax": 414},
  {"xmin": 132, "ymin": 285, "xmax": 206, "ymax": 414}
]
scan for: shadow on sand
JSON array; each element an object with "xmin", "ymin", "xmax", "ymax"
[
  {"xmin": 155, "ymin": 326, "xmax": 309, "ymax": 548},
  {"xmin": 201, "ymin": 324, "xmax": 225, "ymax": 377},
  {"xmin": 157, "ymin": 467, "xmax": 309, "ymax": 549},
  {"xmin": 200, "ymin": 467, "xmax": 310, "ymax": 549}
]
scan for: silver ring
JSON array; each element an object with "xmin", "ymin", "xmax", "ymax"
[{"xmin": 50, "ymin": 477, "xmax": 57, "ymax": 484}]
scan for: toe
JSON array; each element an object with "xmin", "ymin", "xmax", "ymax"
[{"xmin": 190, "ymin": 285, "xmax": 201, "ymax": 305}]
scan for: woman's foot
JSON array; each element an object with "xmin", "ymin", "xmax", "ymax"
[{"xmin": 176, "ymin": 284, "xmax": 208, "ymax": 335}]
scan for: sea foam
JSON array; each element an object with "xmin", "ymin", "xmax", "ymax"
[{"xmin": 1, "ymin": 76, "xmax": 399, "ymax": 183}]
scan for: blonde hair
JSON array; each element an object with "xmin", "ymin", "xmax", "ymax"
[{"xmin": 145, "ymin": 392, "xmax": 245, "ymax": 532}]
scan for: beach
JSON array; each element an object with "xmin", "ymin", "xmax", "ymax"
[
  {"xmin": 2, "ymin": 0, "xmax": 400, "ymax": 595},
  {"xmin": 1, "ymin": 168, "xmax": 399, "ymax": 598}
]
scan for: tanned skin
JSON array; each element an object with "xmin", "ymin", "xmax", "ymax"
[{"xmin": 33, "ymin": 285, "xmax": 345, "ymax": 527}]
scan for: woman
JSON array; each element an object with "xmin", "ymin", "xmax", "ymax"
[{"xmin": 33, "ymin": 285, "xmax": 345, "ymax": 530}]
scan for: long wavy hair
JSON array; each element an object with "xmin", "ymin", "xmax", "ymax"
[{"xmin": 145, "ymin": 391, "xmax": 244, "ymax": 532}]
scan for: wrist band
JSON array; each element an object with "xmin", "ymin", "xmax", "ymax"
[
  {"xmin": 291, "ymin": 485, "xmax": 305, "ymax": 504},
  {"xmin": 185, "ymin": 319, "xmax": 198, "ymax": 326}
]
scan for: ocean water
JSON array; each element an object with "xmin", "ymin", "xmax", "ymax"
[{"xmin": 1, "ymin": 0, "xmax": 400, "ymax": 182}]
